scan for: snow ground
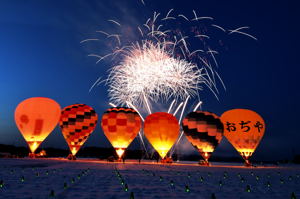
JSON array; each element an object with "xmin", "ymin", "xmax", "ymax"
[{"xmin": 0, "ymin": 158, "xmax": 299, "ymax": 199}]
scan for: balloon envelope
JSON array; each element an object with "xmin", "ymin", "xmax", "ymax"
[
  {"xmin": 14, "ymin": 97, "xmax": 61, "ymax": 153},
  {"xmin": 101, "ymin": 107, "xmax": 141, "ymax": 158},
  {"xmin": 59, "ymin": 104, "xmax": 98, "ymax": 156},
  {"xmin": 221, "ymin": 109, "xmax": 265, "ymax": 162},
  {"xmin": 182, "ymin": 111, "xmax": 224, "ymax": 162},
  {"xmin": 144, "ymin": 112, "xmax": 179, "ymax": 159}
]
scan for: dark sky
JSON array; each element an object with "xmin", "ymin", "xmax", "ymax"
[{"xmin": 0, "ymin": 0, "xmax": 299, "ymax": 161}]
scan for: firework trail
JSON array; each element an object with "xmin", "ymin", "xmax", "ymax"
[
  {"xmin": 167, "ymin": 99, "xmax": 176, "ymax": 113},
  {"xmin": 82, "ymin": 8, "xmax": 257, "ymax": 158}
]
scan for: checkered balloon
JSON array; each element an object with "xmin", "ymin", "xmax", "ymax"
[
  {"xmin": 182, "ymin": 111, "xmax": 224, "ymax": 162},
  {"xmin": 59, "ymin": 104, "xmax": 98, "ymax": 155}
]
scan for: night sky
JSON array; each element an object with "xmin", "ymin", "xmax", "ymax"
[{"xmin": 0, "ymin": 0, "xmax": 299, "ymax": 161}]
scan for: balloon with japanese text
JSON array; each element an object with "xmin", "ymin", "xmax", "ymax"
[
  {"xmin": 221, "ymin": 109, "xmax": 265, "ymax": 165},
  {"xmin": 101, "ymin": 107, "xmax": 141, "ymax": 159},
  {"xmin": 15, "ymin": 97, "xmax": 61, "ymax": 154},
  {"xmin": 144, "ymin": 112, "xmax": 179, "ymax": 159},
  {"xmin": 59, "ymin": 104, "xmax": 98, "ymax": 158},
  {"xmin": 182, "ymin": 111, "xmax": 224, "ymax": 163}
]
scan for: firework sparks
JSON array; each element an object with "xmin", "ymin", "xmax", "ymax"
[
  {"xmin": 179, "ymin": 96, "xmax": 190, "ymax": 123},
  {"xmin": 80, "ymin": 38, "xmax": 99, "ymax": 43},
  {"xmin": 82, "ymin": 8, "xmax": 257, "ymax": 158},
  {"xmin": 89, "ymin": 77, "xmax": 102, "ymax": 93},
  {"xmin": 192, "ymin": 10, "xmax": 213, "ymax": 21},
  {"xmin": 106, "ymin": 41, "xmax": 202, "ymax": 107},
  {"xmin": 228, "ymin": 26, "xmax": 257, "ymax": 40},
  {"xmin": 173, "ymin": 102, "xmax": 184, "ymax": 116},
  {"xmin": 84, "ymin": 10, "xmax": 256, "ymax": 107},
  {"xmin": 96, "ymin": 30, "xmax": 110, "ymax": 36},
  {"xmin": 108, "ymin": 19, "xmax": 121, "ymax": 26},
  {"xmin": 178, "ymin": 14, "xmax": 189, "ymax": 21},
  {"xmin": 229, "ymin": 30, "xmax": 258, "ymax": 40},
  {"xmin": 107, "ymin": 34, "xmax": 121, "ymax": 45},
  {"xmin": 195, "ymin": 34, "xmax": 210, "ymax": 39},
  {"xmin": 167, "ymin": 99, "xmax": 176, "ymax": 113},
  {"xmin": 193, "ymin": 101, "xmax": 203, "ymax": 111},
  {"xmin": 109, "ymin": 102, "xmax": 117, "ymax": 107},
  {"xmin": 211, "ymin": 24, "xmax": 226, "ymax": 32}
]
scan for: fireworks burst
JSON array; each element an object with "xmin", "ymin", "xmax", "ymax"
[
  {"xmin": 107, "ymin": 41, "xmax": 203, "ymax": 108},
  {"xmin": 81, "ymin": 9, "xmax": 256, "ymax": 109},
  {"xmin": 82, "ymin": 8, "xmax": 257, "ymax": 157}
]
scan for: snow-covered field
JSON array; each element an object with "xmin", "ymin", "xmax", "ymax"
[{"xmin": 0, "ymin": 158, "xmax": 299, "ymax": 199}]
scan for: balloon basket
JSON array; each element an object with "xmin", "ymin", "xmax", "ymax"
[
  {"xmin": 240, "ymin": 152, "xmax": 253, "ymax": 167},
  {"xmin": 198, "ymin": 159, "xmax": 210, "ymax": 166},
  {"xmin": 28, "ymin": 153, "xmax": 36, "ymax": 158},
  {"xmin": 115, "ymin": 148, "xmax": 125, "ymax": 160},
  {"xmin": 199, "ymin": 152, "xmax": 212, "ymax": 166},
  {"xmin": 117, "ymin": 157, "xmax": 125, "ymax": 163},
  {"xmin": 161, "ymin": 157, "xmax": 173, "ymax": 164},
  {"xmin": 244, "ymin": 159, "xmax": 252, "ymax": 167},
  {"xmin": 67, "ymin": 154, "xmax": 76, "ymax": 160}
]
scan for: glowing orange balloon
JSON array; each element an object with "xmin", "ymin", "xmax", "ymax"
[
  {"xmin": 14, "ymin": 97, "xmax": 61, "ymax": 153},
  {"xmin": 144, "ymin": 112, "xmax": 179, "ymax": 159},
  {"xmin": 221, "ymin": 109, "xmax": 265, "ymax": 165},
  {"xmin": 59, "ymin": 104, "xmax": 98, "ymax": 157},
  {"xmin": 101, "ymin": 107, "xmax": 141, "ymax": 159}
]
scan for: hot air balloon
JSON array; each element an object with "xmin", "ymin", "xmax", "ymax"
[
  {"xmin": 15, "ymin": 97, "xmax": 61, "ymax": 157},
  {"xmin": 144, "ymin": 112, "xmax": 179, "ymax": 159},
  {"xmin": 221, "ymin": 109, "xmax": 265, "ymax": 166},
  {"xmin": 182, "ymin": 111, "xmax": 224, "ymax": 165},
  {"xmin": 59, "ymin": 104, "xmax": 98, "ymax": 160},
  {"xmin": 101, "ymin": 107, "xmax": 141, "ymax": 160}
]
